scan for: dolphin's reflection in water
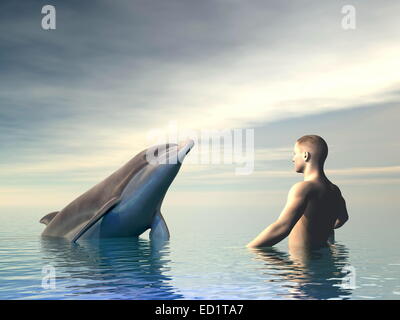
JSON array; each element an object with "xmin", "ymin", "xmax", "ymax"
[
  {"xmin": 40, "ymin": 237, "xmax": 183, "ymax": 299},
  {"xmin": 250, "ymin": 243, "xmax": 353, "ymax": 299}
]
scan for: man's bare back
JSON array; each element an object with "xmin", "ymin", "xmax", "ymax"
[
  {"xmin": 288, "ymin": 179, "xmax": 348, "ymax": 249},
  {"xmin": 247, "ymin": 135, "xmax": 349, "ymax": 249}
]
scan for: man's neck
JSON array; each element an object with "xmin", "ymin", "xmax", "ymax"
[{"xmin": 303, "ymin": 165, "xmax": 326, "ymax": 181}]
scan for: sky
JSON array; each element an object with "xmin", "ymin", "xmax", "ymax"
[{"xmin": 0, "ymin": 0, "xmax": 399, "ymax": 216}]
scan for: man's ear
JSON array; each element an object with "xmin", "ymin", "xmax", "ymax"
[{"xmin": 303, "ymin": 151, "xmax": 310, "ymax": 161}]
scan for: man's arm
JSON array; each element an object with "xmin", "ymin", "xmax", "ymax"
[
  {"xmin": 333, "ymin": 188, "xmax": 349, "ymax": 229},
  {"xmin": 246, "ymin": 182, "xmax": 310, "ymax": 248}
]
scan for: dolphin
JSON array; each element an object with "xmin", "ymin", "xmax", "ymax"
[{"xmin": 40, "ymin": 140, "xmax": 194, "ymax": 242}]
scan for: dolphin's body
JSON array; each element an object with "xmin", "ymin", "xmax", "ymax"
[{"xmin": 40, "ymin": 140, "xmax": 194, "ymax": 242}]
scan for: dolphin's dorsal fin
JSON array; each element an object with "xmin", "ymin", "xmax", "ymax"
[
  {"xmin": 150, "ymin": 210, "xmax": 170, "ymax": 241},
  {"xmin": 39, "ymin": 211, "xmax": 59, "ymax": 225}
]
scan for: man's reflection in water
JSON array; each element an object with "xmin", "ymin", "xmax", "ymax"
[{"xmin": 250, "ymin": 242, "xmax": 353, "ymax": 299}]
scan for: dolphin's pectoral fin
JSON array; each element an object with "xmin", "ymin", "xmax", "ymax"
[
  {"xmin": 39, "ymin": 211, "xmax": 59, "ymax": 225},
  {"xmin": 149, "ymin": 210, "xmax": 170, "ymax": 241},
  {"xmin": 70, "ymin": 196, "xmax": 121, "ymax": 242}
]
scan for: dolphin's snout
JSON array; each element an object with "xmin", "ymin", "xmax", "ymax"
[
  {"xmin": 177, "ymin": 139, "xmax": 194, "ymax": 163},
  {"xmin": 149, "ymin": 140, "xmax": 194, "ymax": 165}
]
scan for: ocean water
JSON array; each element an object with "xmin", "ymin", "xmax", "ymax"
[{"xmin": 0, "ymin": 205, "xmax": 399, "ymax": 300}]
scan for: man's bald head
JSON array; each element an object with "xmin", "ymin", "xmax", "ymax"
[{"xmin": 296, "ymin": 135, "xmax": 328, "ymax": 165}]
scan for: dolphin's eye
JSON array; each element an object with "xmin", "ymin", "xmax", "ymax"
[{"xmin": 185, "ymin": 149, "xmax": 190, "ymax": 155}]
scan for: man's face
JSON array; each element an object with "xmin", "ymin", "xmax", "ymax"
[{"xmin": 292, "ymin": 142, "xmax": 306, "ymax": 173}]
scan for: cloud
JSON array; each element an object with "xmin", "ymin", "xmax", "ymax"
[
  {"xmin": 0, "ymin": 186, "xmax": 86, "ymax": 209},
  {"xmin": 328, "ymin": 166, "xmax": 400, "ymax": 176},
  {"xmin": 2, "ymin": 1, "xmax": 400, "ymax": 142},
  {"xmin": 175, "ymin": 165, "xmax": 400, "ymax": 188},
  {"xmin": 334, "ymin": 178, "xmax": 400, "ymax": 186}
]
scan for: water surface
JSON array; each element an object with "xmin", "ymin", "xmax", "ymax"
[{"xmin": 0, "ymin": 207, "xmax": 399, "ymax": 299}]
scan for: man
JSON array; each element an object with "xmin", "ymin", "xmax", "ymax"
[{"xmin": 247, "ymin": 135, "xmax": 349, "ymax": 249}]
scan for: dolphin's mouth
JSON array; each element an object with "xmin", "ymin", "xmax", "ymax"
[
  {"xmin": 147, "ymin": 140, "xmax": 194, "ymax": 165},
  {"xmin": 177, "ymin": 139, "xmax": 194, "ymax": 163}
]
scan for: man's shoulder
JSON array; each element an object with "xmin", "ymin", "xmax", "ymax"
[
  {"xmin": 331, "ymin": 183, "xmax": 341, "ymax": 192},
  {"xmin": 327, "ymin": 182, "xmax": 343, "ymax": 196},
  {"xmin": 290, "ymin": 181, "xmax": 314, "ymax": 197}
]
